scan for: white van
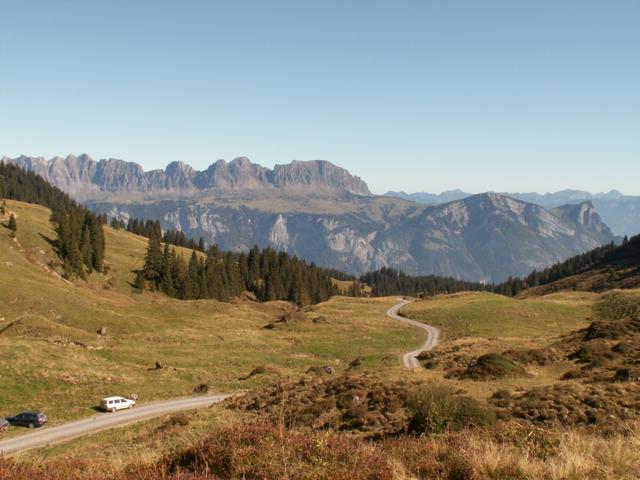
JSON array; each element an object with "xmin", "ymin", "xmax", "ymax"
[{"xmin": 99, "ymin": 396, "xmax": 136, "ymax": 412}]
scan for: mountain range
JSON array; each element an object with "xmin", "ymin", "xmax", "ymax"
[
  {"xmin": 386, "ymin": 189, "xmax": 640, "ymax": 237},
  {"xmin": 2, "ymin": 154, "xmax": 617, "ymax": 282}
]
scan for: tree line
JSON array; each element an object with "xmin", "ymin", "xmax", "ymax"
[
  {"xmin": 138, "ymin": 227, "xmax": 338, "ymax": 306},
  {"xmin": 0, "ymin": 163, "xmax": 105, "ymax": 277},
  {"xmin": 364, "ymin": 235, "xmax": 639, "ymax": 299},
  {"xmin": 111, "ymin": 216, "xmax": 206, "ymax": 252},
  {"xmin": 360, "ymin": 267, "xmax": 490, "ymax": 297},
  {"xmin": 493, "ymin": 234, "xmax": 639, "ymax": 296}
]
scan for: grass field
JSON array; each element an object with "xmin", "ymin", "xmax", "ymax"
[
  {"xmin": 400, "ymin": 290, "xmax": 595, "ymax": 340},
  {"xmin": 0, "ymin": 200, "xmax": 417, "ymax": 430}
]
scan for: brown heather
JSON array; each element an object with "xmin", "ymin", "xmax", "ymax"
[{"xmin": 2, "ymin": 420, "xmax": 640, "ymax": 479}]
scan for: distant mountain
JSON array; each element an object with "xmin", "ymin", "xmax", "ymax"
[
  {"xmin": 384, "ymin": 190, "xmax": 469, "ymax": 204},
  {"xmin": 3, "ymin": 154, "xmax": 616, "ymax": 282},
  {"xmin": 1, "ymin": 154, "xmax": 371, "ymax": 199},
  {"xmin": 385, "ymin": 189, "xmax": 640, "ymax": 236}
]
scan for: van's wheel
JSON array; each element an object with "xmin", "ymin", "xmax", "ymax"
[
  {"xmin": 111, "ymin": 408, "xmax": 116, "ymax": 413},
  {"xmin": 128, "ymin": 404, "xmax": 132, "ymax": 409}
]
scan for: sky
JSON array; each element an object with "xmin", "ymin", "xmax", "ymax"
[{"xmin": 1, "ymin": 1, "xmax": 639, "ymax": 195}]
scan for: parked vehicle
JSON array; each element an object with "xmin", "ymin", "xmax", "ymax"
[
  {"xmin": 0, "ymin": 417, "xmax": 9, "ymax": 432},
  {"xmin": 6, "ymin": 411, "xmax": 48, "ymax": 428},
  {"xmin": 99, "ymin": 396, "xmax": 136, "ymax": 412}
]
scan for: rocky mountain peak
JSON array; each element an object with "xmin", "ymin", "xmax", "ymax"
[
  {"xmin": 273, "ymin": 160, "xmax": 371, "ymax": 195},
  {"xmin": 2, "ymin": 154, "xmax": 372, "ymax": 199},
  {"xmin": 553, "ymin": 201, "xmax": 608, "ymax": 233}
]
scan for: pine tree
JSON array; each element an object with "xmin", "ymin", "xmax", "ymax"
[
  {"xmin": 134, "ymin": 270, "xmax": 146, "ymax": 291},
  {"xmin": 143, "ymin": 228, "xmax": 163, "ymax": 287},
  {"xmin": 188, "ymin": 251, "xmax": 200, "ymax": 299},
  {"xmin": 7, "ymin": 213, "xmax": 17, "ymax": 232},
  {"xmin": 89, "ymin": 215, "xmax": 105, "ymax": 272},
  {"xmin": 160, "ymin": 243, "xmax": 175, "ymax": 297},
  {"xmin": 80, "ymin": 224, "xmax": 92, "ymax": 270}
]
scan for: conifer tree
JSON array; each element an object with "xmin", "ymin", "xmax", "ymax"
[
  {"xmin": 160, "ymin": 243, "xmax": 175, "ymax": 297},
  {"xmin": 143, "ymin": 228, "xmax": 163, "ymax": 288},
  {"xmin": 80, "ymin": 224, "xmax": 92, "ymax": 270},
  {"xmin": 134, "ymin": 270, "xmax": 146, "ymax": 290},
  {"xmin": 7, "ymin": 213, "xmax": 17, "ymax": 232}
]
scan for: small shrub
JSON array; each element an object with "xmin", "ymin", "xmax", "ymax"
[
  {"xmin": 407, "ymin": 384, "xmax": 496, "ymax": 434},
  {"xmin": 164, "ymin": 412, "xmax": 190, "ymax": 428},
  {"xmin": 568, "ymin": 344, "xmax": 620, "ymax": 367},
  {"xmin": 193, "ymin": 383, "xmax": 209, "ymax": 394},
  {"xmin": 462, "ymin": 353, "xmax": 528, "ymax": 380}
]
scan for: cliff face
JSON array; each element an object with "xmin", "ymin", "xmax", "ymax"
[
  {"xmin": 87, "ymin": 193, "xmax": 615, "ymax": 283},
  {"xmin": 1, "ymin": 155, "xmax": 371, "ymax": 198}
]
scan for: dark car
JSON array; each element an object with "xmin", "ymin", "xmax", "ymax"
[
  {"xmin": 6, "ymin": 411, "xmax": 48, "ymax": 428},
  {"xmin": 0, "ymin": 417, "xmax": 9, "ymax": 432}
]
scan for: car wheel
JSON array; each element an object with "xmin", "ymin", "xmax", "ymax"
[{"xmin": 28, "ymin": 423, "xmax": 35, "ymax": 429}]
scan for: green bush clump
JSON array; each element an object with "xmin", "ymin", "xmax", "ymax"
[
  {"xmin": 407, "ymin": 385, "xmax": 496, "ymax": 434},
  {"xmin": 462, "ymin": 353, "xmax": 528, "ymax": 380}
]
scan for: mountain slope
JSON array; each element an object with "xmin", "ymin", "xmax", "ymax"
[
  {"xmin": 385, "ymin": 189, "xmax": 640, "ymax": 237},
  {"xmin": 3, "ymin": 155, "xmax": 615, "ymax": 282},
  {"xmin": 90, "ymin": 192, "xmax": 614, "ymax": 282},
  {"xmin": 0, "ymin": 199, "xmax": 415, "ymax": 424},
  {"xmin": 521, "ymin": 234, "xmax": 640, "ymax": 296}
]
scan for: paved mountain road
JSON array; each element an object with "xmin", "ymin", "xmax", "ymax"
[
  {"xmin": 386, "ymin": 299, "xmax": 440, "ymax": 368},
  {"xmin": 0, "ymin": 394, "xmax": 230, "ymax": 457}
]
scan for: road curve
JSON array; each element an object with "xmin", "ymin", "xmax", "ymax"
[
  {"xmin": 386, "ymin": 299, "xmax": 440, "ymax": 368},
  {"xmin": 0, "ymin": 394, "xmax": 230, "ymax": 457}
]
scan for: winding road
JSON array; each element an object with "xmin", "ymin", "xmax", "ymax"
[
  {"xmin": 386, "ymin": 299, "xmax": 440, "ymax": 368},
  {"xmin": 0, "ymin": 394, "xmax": 229, "ymax": 457}
]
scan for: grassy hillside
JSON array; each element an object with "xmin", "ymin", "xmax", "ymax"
[
  {"xmin": 0, "ymin": 200, "xmax": 417, "ymax": 426},
  {"xmin": 399, "ymin": 291, "xmax": 594, "ymax": 339}
]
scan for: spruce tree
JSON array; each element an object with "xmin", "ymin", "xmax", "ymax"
[
  {"xmin": 80, "ymin": 224, "xmax": 93, "ymax": 270},
  {"xmin": 160, "ymin": 244, "xmax": 175, "ymax": 297},
  {"xmin": 134, "ymin": 270, "xmax": 146, "ymax": 290},
  {"xmin": 143, "ymin": 228, "xmax": 163, "ymax": 287},
  {"xmin": 7, "ymin": 213, "xmax": 17, "ymax": 232},
  {"xmin": 187, "ymin": 251, "xmax": 200, "ymax": 299},
  {"xmin": 90, "ymin": 219, "xmax": 105, "ymax": 272}
]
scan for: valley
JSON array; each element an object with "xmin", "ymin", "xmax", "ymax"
[
  {"xmin": 3, "ymin": 4, "xmax": 639, "ymax": 478},
  {"xmin": 0, "ymin": 200, "xmax": 417, "ymax": 426}
]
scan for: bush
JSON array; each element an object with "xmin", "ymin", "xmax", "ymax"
[
  {"xmin": 462, "ymin": 353, "xmax": 528, "ymax": 380},
  {"xmin": 407, "ymin": 385, "xmax": 496, "ymax": 435}
]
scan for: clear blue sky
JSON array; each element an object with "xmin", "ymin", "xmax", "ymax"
[{"xmin": 1, "ymin": 1, "xmax": 638, "ymax": 195}]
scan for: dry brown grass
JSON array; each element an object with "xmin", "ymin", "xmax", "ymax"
[{"xmin": 2, "ymin": 420, "xmax": 640, "ymax": 479}]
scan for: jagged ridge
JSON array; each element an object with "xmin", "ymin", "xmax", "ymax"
[{"xmin": 1, "ymin": 154, "xmax": 371, "ymax": 198}]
